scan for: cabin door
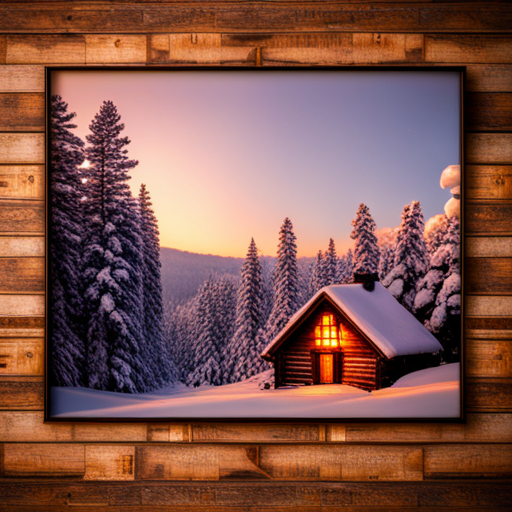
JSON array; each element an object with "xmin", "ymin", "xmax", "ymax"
[{"xmin": 319, "ymin": 354, "xmax": 334, "ymax": 384}]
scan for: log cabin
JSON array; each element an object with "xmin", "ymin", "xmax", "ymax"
[{"xmin": 261, "ymin": 282, "xmax": 443, "ymax": 391}]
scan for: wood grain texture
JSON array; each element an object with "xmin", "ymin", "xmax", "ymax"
[
  {"xmin": 0, "ymin": 295, "xmax": 44, "ymax": 316},
  {"xmin": 426, "ymin": 35, "xmax": 512, "ymax": 63},
  {"xmin": 465, "ymin": 258, "xmax": 512, "ymax": 294},
  {"xmin": 0, "ymin": 338, "xmax": 44, "ymax": 375},
  {"xmin": 424, "ymin": 445, "xmax": 512, "ymax": 479},
  {"xmin": 0, "ymin": 258, "xmax": 44, "ymax": 294},
  {"xmin": 466, "ymin": 133, "xmax": 512, "ymax": 164},
  {"xmin": 5, "ymin": 35, "xmax": 85, "ymax": 64},
  {"xmin": 0, "ymin": 93, "xmax": 45, "ymax": 132},
  {"xmin": 466, "ymin": 339, "xmax": 512, "ymax": 378},
  {"xmin": 0, "ymin": 316, "xmax": 44, "ymax": 339},
  {"xmin": 0, "ymin": 65, "xmax": 44, "ymax": 92},
  {"xmin": 466, "ymin": 65, "xmax": 512, "ymax": 93},
  {"xmin": 2, "ymin": 443, "xmax": 85, "ymax": 476},
  {"xmin": 465, "ymin": 93, "xmax": 512, "ymax": 132},
  {"xmin": 0, "ymin": 237, "xmax": 45, "ymax": 258},
  {"xmin": 466, "ymin": 166, "xmax": 512, "ymax": 200},
  {"xmin": 0, "ymin": 165, "xmax": 45, "ymax": 200},
  {"xmin": 0, "ymin": 376, "xmax": 43, "ymax": 410},
  {"xmin": 465, "ymin": 202, "xmax": 512, "ymax": 235},
  {"xmin": 85, "ymin": 35, "xmax": 147, "ymax": 64},
  {"xmin": 0, "ymin": 481, "xmax": 511, "ymax": 509},
  {"xmin": 0, "ymin": 134, "xmax": 44, "ymax": 164},
  {"xmin": 85, "ymin": 446, "xmax": 135, "ymax": 481},
  {"xmin": 466, "ymin": 236, "xmax": 512, "ymax": 257},
  {"xmin": 0, "ymin": 200, "xmax": 44, "ymax": 234}
]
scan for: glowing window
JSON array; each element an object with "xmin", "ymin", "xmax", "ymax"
[{"xmin": 314, "ymin": 313, "xmax": 338, "ymax": 347}]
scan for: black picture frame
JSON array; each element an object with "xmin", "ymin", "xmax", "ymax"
[{"xmin": 45, "ymin": 66, "xmax": 465, "ymax": 423}]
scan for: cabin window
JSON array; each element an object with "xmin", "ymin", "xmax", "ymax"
[{"xmin": 314, "ymin": 313, "xmax": 339, "ymax": 347}]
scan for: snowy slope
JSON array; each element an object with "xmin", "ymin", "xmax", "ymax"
[
  {"xmin": 51, "ymin": 363, "xmax": 460, "ymax": 419},
  {"xmin": 262, "ymin": 283, "xmax": 442, "ymax": 359}
]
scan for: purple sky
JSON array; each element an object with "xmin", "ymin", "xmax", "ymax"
[{"xmin": 52, "ymin": 70, "xmax": 461, "ymax": 258}]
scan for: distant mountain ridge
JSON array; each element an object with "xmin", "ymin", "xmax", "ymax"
[
  {"xmin": 160, "ymin": 247, "xmax": 244, "ymax": 307},
  {"xmin": 160, "ymin": 247, "xmax": 315, "ymax": 309}
]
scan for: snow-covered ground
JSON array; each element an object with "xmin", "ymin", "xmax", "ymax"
[{"xmin": 51, "ymin": 363, "xmax": 460, "ymax": 419}]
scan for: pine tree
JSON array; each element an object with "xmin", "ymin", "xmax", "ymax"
[
  {"xmin": 223, "ymin": 238, "xmax": 264, "ymax": 383},
  {"xmin": 425, "ymin": 214, "xmax": 450, "ymax": 255},
  {"xmin": 336, "ymin": 249, "xmax": 354, "ymax": 284},
  {"xmin": 350, "ymin": 203, "xmax": 380, "ymax": 277},
  {"xmin": 382, "ymin": 201, "xmax": 429, "ymax": 310},
  {"xmin": 325, "ymin": 238, "xmax": 337, "ymax": 285},
  {"xmin": 187, "ymin": 275, "xmax": 238, "ymax": 386},
  {"xmin": 264, "ymin": 218, "xmax": 298, "ymax": 343},
  {"xmin": 310, "ymin": 250, "xmax": 327, "ymax": 294},
  {"xmin": 139, "ymin": 184, "xmax": 179, "ymax": 386},
  {"xmin": 49, "ymin": 95, "xmax": 85, "ymax": 387},
  {"xmin": 414, "ymin": 217, "xmax": 460, "ymax": 361},
  {"xmin": 82, "ymin": 100, "xmax": 148, "ymax": 393}
]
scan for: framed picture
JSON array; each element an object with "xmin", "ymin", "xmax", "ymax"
[{"xmin": 45, "ymin": 67, "xmax": 463, "ymax": 421}]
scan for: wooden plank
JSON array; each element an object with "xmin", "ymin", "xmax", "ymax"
[
  {"xmin": 3, "ymin": 443, "xmax": 85, "ymax": 477},
  {"xmin": 424, "ymin": 445, "xmax": 512, "ymax": 479},
  {"xmin": 0, "ymin": 35, "xmax": 5, "ymax": 64},
  {"xmin": 74, "ymin": 424, "xmax": 147, "ymax": 443},
  {"xmin": 85, "ymin": 446, "xmax": 135, "ymax": 481},
  {"xmin": 351, "ymin": 33, "xmax": 424, "ymax": 64},
  {"xmin": 0, "ymin": 481, "xmax": 510, "ymax": 509},
  {"xmin": 466, "ymin": 317, "xmax": 512, "ymax": 332},
  {"xmin": 85, "ymin": 35, "xmax": 146, "ymax": 64},
  {"xmin": 419, "ymin": 7, "xmax": 512, "ymax": 32},
  {"xmin": 0, "ymin": 338, "xmax": 44, "ymax": 375},
  {"xmin": 0, "ymin": 200, "xmax": 45, "ymax": 234},
  {"xmin": 0, "ymin": 376, "xmax": 43, "ymax": 410},
  {"xmin": 466, "ymin": 93, "xmax": 512, "ymax": 132},
  {"xmin": 0, "ymin": 258, "xmax": 44, "ymax": 293},
  {"xmin": 0, "ymin": 165, "xmax": 45, "ymax": 199},
  {"xmin": 0, "ymin": 93, "xmax": 45, "ymax": 132},
  {"xmin": 426, "ymin": 35, "xmax": 512, "ymax": 64},
  {"xmin": 0, "ymin": 65, "xmax": 44, "ymax": 92},
  {"xmin": 150, "ymin": 34, "xmax": 223, "ymax": 65},
  {"xmin": 335, "ymin": 414, "xmax": 512, "ymax": 444},
  {"xmin": 466, "ymin": 258, "xmax": 512, "ymax": 294},
  {"xmin": 465, "ymin": 202, "xmax": 512, "ymax": 236},
  {"xmin": 467, "ymin": 339, "xmax": 512, "ymax": 378},
  {"xmin": 258, "ymin": 445, "xmax": 423, "ymax": 481},
  {"xmin": 0, "ymin": 295, "xmax": 44, "ymax": 316},
  {"xmin": 466, "ymin": 166, "xmax": 512, "ymax": 200},
  {"xmin": 0, "ymin": 316, "xmax": 44, "ymax": 338},
  {"xmin": 6, "ymin": 35, "xmax": 85, "ymax": 64},
  {"xmin": 0, "ymin": 237, "xmax": 45, "ymax": 257},
  {"xmin": 146, "ymin": 423, "xmax": 189, "ymax": 442},
  {"xmin": 192, "ymin": 423, "xmax": 323, "ymax": 443},
  {"xmin": 466, "ymin": 378, "xmax": 512, "ymax": 412},
  {"xmin": 0, "ymin": 411, "xmax": 72, "ymax": 442},
  {"xmin": 466, "ymin": 296, "xmax": 512, "ymax": 317},
  {"xmin": 136, "ymin": 445, "xmax": 269, "ymax": 481},
  {"xmin": 0, "ymin": 8, "xmax": 143, "ymax": 33},
  {"xmin": 467, "ymin": 133, "xmax": 512, "ymax": 165},
  {"xmin": 0, "ymin": 133, "xmax": 45, "ymax": 164},
  {"xmin": 466, "ymin": 65, "xmax": 512, "ymax": 93}
]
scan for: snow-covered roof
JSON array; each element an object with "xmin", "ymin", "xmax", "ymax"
[{"xmin": 261, "ymin": 283, "xmax": 443, "ymax": 359}]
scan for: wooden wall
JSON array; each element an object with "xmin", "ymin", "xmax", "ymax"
[{"xmin": 1, "ymin": 1, "xmax": 512, "ymax": 510}]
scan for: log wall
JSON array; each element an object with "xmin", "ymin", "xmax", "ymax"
[{"xmin": 1, "ymin": 1, "xmax": 511, "ymax": 510}]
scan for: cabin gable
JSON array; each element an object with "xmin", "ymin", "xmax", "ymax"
[{"xmin": 275, "ymin": 299, "xmax": 382, "ymax": 391}]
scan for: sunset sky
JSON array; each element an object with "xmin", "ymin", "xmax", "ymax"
[{"xmin": 52, "ymin": 70, "xmax": 461, "ymax": 258}]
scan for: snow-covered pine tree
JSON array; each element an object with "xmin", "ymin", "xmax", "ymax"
[
  {"xmin": 378, "ymin": 244, "xmax": 394, "ymax": 282},
  {"xmin": 296, "ymin": 257, "xmax": 313, "ymax": 307},
  {"xmin": 82, "ymin": 100, "xmax": 149, "ymax": 393},
  {"xmin": 350, "ymin": 203, "xmax": 380, "ymax": 277},
  {"xmin": 336, "ymin": 249, "xmax": 354, "ymax": 284},
  {"xmin": 425, "ymin": 214, "xmax": 450, "ymax": 255},
  {"xmin": 264, "ymin": 218, "xmax": 299, "ymax": 344},
  {"xmin": 259, "ymin": 256, "xmax": 275, "ymax": 327},
  {"xmin": 49, "ymin": 95, "xmax": 86, "ymax": 387},
  {"xmin": 382, "ymin": 201, "xmax": 429, "ymax": 311},
  {"xmin": 310, "ymin": 250, "xmax": 327, "ymax": 294},
  {"xmin": 414, "ymin": 217, "xmax": 460, "ymax": 361},
  {"xmin": 187, "ymin": 275, "xmax": 238, "ymax": 386},
  {"xmin": 324, "ymin": 238, "xmax": 337, "ymax": 286},
  {"xmin": 139, "ymin": 184, "xmax": 179, "ymax": 386},
  {"xmin": 223, "ymin": 238, "xmax": 264, "ymax": 383}
]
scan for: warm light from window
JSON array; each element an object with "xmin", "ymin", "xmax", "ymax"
[{"xmin": 314, "ymin": 313, "xmax": 338, "ymax": 347}]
